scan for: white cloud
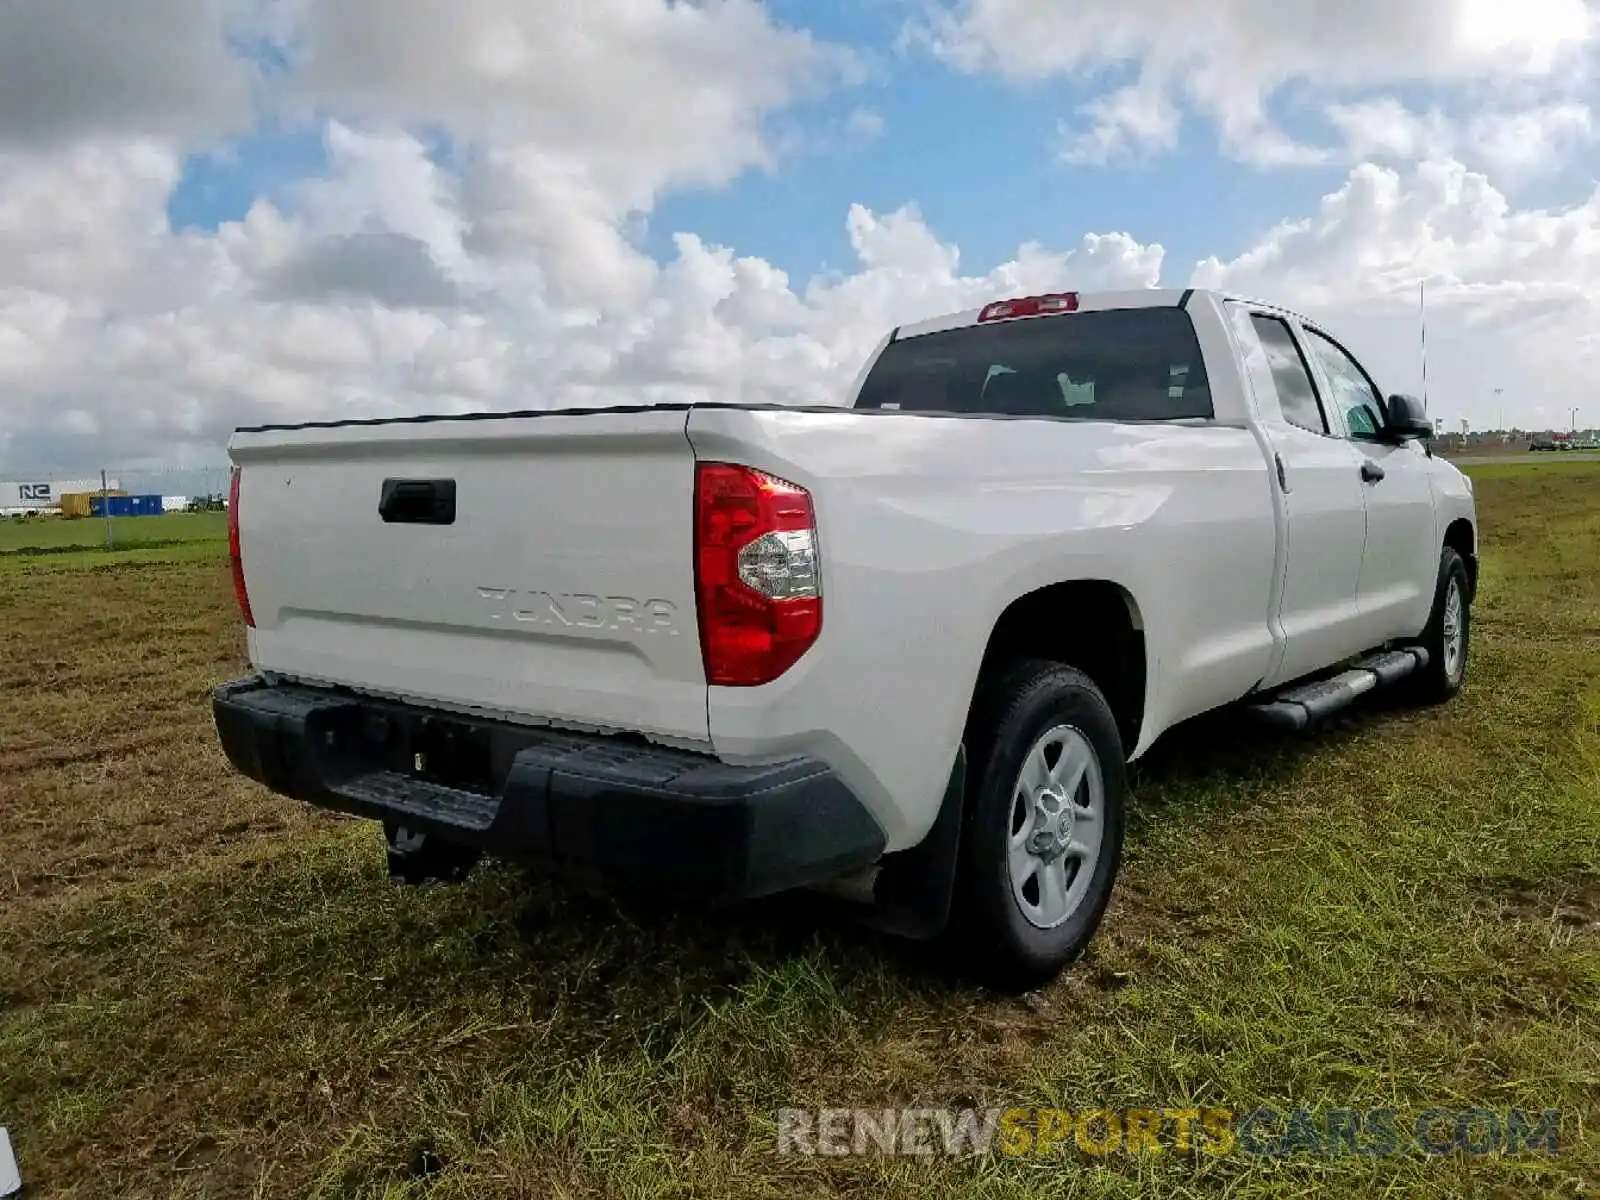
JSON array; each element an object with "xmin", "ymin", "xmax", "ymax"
[
  {"xmin": 225, "ymin": 0, "xmax": 856, "ymax": 335},
  {"xmin": 290, "ymin": 124, "xmax": 467, "ymax": 266},
  {"xmin": 1326, "ymin": 99, "xmax": 1458, "ymax": 161},
  {"xmin": 287, "ymin": 0, "xmax": 849, "ymax": 205},
  {"xmin": 6, "ymin": 122, "xmax": 1597, "ymax": 473},
  {"xmin": 923, "ymin": 0, "xmax": 1598, "ymax": 166},
  {"xmin": 1466, "ymin": 101, "xmax": 1595, "ymax": 175},
  {"xmin": 1061, "ymin": 81, "xmax": 1181, "ymax": 165},
  {"xmin": 0, "ymin": 126, "xmax": 1168, "ymax": 469},
  {"xmin": 927, "ymin": 0, "xmax": 1596, "ymax": 82},
  {"xmin": 1325, "ymin": 96, "xmax": 1595, "ymax": 177},
  {"xmin": 0, "ymin": 141, "xmax": 185, "ymax": 301},
  {"xmin": 1194, "ymin": 159, "xmax": 1600, "ymax": 431},
  {"xmin": 258, "ymin": 230, "xmax": 462, "ymax": 309},
  {"xmin": 844, "ymin": 107, "xmax": 888, "ymax": 144},
  {"xmin": 0, "ymin": 0, "xmax": 253, "ymax": 148},
  {"xmin": 3, "ymin": 0, "xmax": 1599, "ymax": 474}
]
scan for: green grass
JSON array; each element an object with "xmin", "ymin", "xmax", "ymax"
[
  {"xmin": 1456, "ymin": 456, "xmax": 1600, "ymax": 480},
  {"xmin": 0, "ymin": 511, "xmax": 227, "ymax": 562},
  {"xmin": 0, "ymin": 464, "xmax": 1596, "ymax": 1198}
]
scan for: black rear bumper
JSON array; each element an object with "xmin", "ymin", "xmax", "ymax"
[{"xmin": 212, "ymin": 677, "xmax": 885, "ymax": 902}]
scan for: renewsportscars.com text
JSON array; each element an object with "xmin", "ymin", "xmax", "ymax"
[{"xmin": 775, "ymin": 1106, "xmax": 1562, "ymax": 1159}]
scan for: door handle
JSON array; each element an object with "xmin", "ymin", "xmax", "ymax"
[
  {"xmin": 379, "ymin": 478, "xmax": 457, "ymax": 525},
  {"xmin": 1360, "ymin": 460, "xmax": 1386, "ymax": 484},
  {"xmin": 1274, "ymin": 453, "xmax": 1290, "ymax": 494}
]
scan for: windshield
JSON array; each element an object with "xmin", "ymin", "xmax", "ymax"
[{"xmin": 855, "ymin": 307, "xmax": 1213, "ymax": 421}]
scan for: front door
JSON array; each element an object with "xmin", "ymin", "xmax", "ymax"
[
  {"xmin": 1229, "ymin": 306, "xmax": 1371, "ymax": 688},
  {"xmin": 1298, "ymin": 327, "xmax": 1439, "ymax": 645}
]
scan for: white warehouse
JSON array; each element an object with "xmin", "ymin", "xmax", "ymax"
[{"xmin": 0, "ymin": 478, "xmax": 120, "ymax": 516}]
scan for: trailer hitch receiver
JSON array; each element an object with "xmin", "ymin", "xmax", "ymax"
[{"xmin": 384, "ymin": 822, "xmax": 481, "ymax": 885}]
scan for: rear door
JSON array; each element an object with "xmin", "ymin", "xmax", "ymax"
[
  {"xmin": 1228, "ymin": 306, "xmax": 1371, "ymax": 688},
  {"xmin": 231, "ymin": 408, "xmax": 710, "ymax": 745},
  {"xmin": 1298, "ymin": 327, "xmax": 1440, "ymax": 645}
]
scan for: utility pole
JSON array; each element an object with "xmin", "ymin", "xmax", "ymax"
[
  {"xmin": 100, "ymin": 468, "xmax": 113, "ymax": 550},
  {"xmin": 1418, "ymin": 280, "xmax": 1429, "ymax": 409}
]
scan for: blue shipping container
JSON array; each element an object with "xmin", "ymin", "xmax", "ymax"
[{"xmin": 89, "ymin": 494, "xmax": 164, "ymax": 518}]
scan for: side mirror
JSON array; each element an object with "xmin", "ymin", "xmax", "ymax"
[{"xmin": 1385, "ymin": 393, "xmax": 1432, "ymax": 440}]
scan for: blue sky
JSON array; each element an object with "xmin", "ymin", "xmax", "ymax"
[
  {"xmin": 162, "ymin": 1, "xmax": 1598, "ymax": 293},
  {"xmin": 164, "ymin": 15, "xmax": 1346, "ymax": 287},
  {"xmin": 169, "ymin": 98, "xmax": 1329, "ymax": 285},
  {"xmin": 4, "ymin": 0, "xmax": 1599, "ymax": 472}
]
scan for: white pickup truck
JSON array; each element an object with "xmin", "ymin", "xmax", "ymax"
[{"xmin": 213, "ymin": 288, "xmax": 1477, "ymax": 989}]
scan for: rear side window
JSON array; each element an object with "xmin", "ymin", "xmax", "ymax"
[
  {"xmin": 855, "ymin": 308, "xmax": 1213, "ymax": 421},
  {"xmin": 1249, "ymin": 315, "xmax": 1328, "ymax": 435}
]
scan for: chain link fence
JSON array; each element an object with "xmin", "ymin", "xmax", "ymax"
[{"xmin": 0, "ymin": 465, "xmax": 233, "ymax": 558}]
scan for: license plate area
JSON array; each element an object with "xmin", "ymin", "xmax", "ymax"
[
  {"xmin": 404, "ymin": 714, "xmax": 493, "ymax": 795},
  {"xmin": 313, "ymin": 692, "xmax": 550, "ymax": 798}
]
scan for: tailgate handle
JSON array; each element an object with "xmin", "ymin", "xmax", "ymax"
[{"xmin": 379, "ymin": 478, "xmax": 456, "ymax": 525}]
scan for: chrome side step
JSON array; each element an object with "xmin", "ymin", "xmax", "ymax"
[{"xmin": 1249, "ymin": 648, "xmax": 1430, "ymax": 731}]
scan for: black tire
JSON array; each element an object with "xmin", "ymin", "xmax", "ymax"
[
  {"xmin": 949, "ymin": 660, "xmax": 1127, "ymax": 993},
  {"xmin": 1408, "ymin": 546, "xmax": 1471, "ymax": 704}
]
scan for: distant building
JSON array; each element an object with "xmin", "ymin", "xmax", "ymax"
[{"xmin": 0, "ymin": 478, "xmax": 119, "ymax": 516}]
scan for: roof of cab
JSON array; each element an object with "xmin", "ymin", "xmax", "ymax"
[
  {"xmin": 893, "ymin": 288, "xmax": 1192, "ymax": 340},
  {"xmin": 891, "ymin": 287, "xmax": 1317, "ymax": 341}
]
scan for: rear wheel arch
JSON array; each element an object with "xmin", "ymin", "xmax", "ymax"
[{"xmin": 967, "ymin": 580, "xmax": 1147, "ymax": 758}]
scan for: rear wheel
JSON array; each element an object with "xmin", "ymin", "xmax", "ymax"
[
  {"xmin": 950, "ymin": 661, "xmax": 1126, "ymax": 992},
  {"xmin": 1408, "ymin": 547, "xmax": 1471, "ymax": 704}
]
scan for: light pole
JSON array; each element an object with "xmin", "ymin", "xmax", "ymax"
[
  {"xmin": 1573, "ymin": 408, "xmax": 1580, "ymax": 434},
  {"xmin": 1493, "ymin": 388, "xmax": 1504, "ymax": 433}
]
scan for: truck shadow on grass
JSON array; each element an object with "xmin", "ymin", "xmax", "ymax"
[
  {"xmin": 1128, "ymin": 696, "xmax": 1404, "ymax": 815},
  {"xmin": 492, "ymin": 691, "xmax": 1410, "ymax": 995}
]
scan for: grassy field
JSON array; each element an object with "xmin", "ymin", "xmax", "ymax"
[
  {"xmin": 0, "ymin": 511, "xmax": 227, "ymax": 559},
  {"xmin": 1, "ymin": 462, "xmax": 1596, "ymax": 1198}
]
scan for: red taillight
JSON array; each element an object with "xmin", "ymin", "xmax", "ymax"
[
  {"xmin": 977, "ymin": 292, "xmax": 1079, "ymax": 323},
  {"xmin": 694, "ymin": 463, "xmax": 821, "ymax": 687},
  {"xmin": 228, "ymin": 466, "xmax": 254, "ymax": 628}
]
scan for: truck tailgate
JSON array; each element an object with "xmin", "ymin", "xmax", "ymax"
[{"xmin": 230, "ymin": 408, "xmax": 709, "ymax": 745}]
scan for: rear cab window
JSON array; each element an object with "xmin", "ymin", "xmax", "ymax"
[
  {"xmin": 854, "ymin": 308, "xmax": 1214, "ymax": 421},
  {"xmin": 1242, "ymin": 312, "xmax": 1330, "ymax": 435}
]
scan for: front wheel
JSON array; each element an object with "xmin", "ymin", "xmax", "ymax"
[
  {"xmin": 950, "ymin": 661, "xmax": 1127, "ymax": 992},
  {"xmin": 1408, "ymin": 546, "xmax": 1471, "ymax": 704}
]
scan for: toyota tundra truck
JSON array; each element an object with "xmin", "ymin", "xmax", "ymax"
[{"xmin": 212, "ymin": 288, "xmax": 1478, "ymax": 989}]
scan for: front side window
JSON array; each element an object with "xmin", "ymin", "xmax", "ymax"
[
  {"xmin": 1304, "ymin": 330, "xmax": 1387, "ymax": 441},
  {"xmin": 855, "ymin": 308, "xmax": 1213, "ymax": 421}
]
